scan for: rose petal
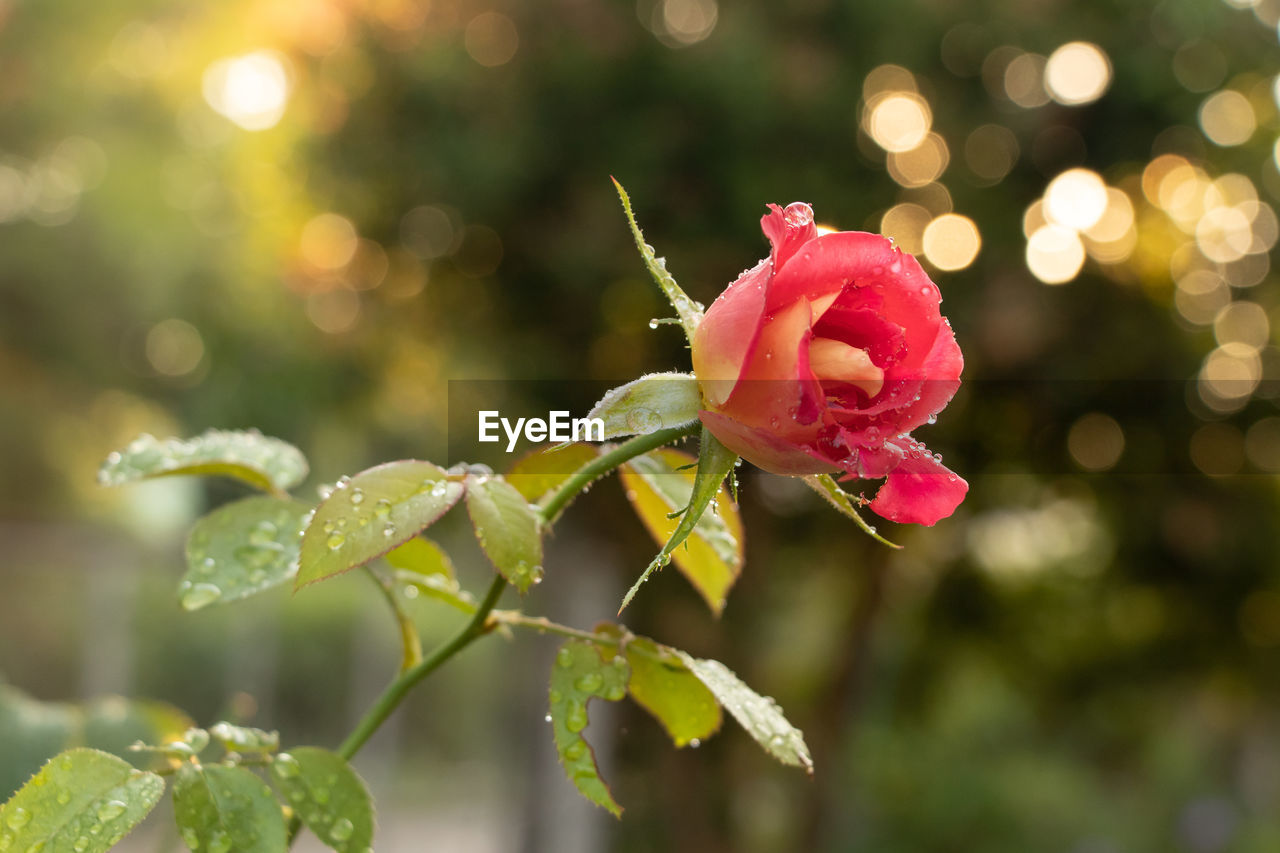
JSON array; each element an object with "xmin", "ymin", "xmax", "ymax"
[
  {"xmin": 698, "ymin": 410, "xmax": 837, "ymax": 476},
  {"xmin": 866, "ymin": 440, "xmax": 968, "ymax": 526},
  {"xmin": 691, "ymin": 259, "xmax": 771, "ymax": 406},
  {"xmin": 721, "ymin": 297, "xmax": 824, "ymax": 434},
  {"xmin": 761, "ymin": 203, "xmax": 818, "ymax": 271},
  {"xmin": 770, "ymin": 232, "xmax": 943, "ymax": 369}
]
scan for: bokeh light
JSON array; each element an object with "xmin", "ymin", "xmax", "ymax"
[
  {"xmin": 201, "ymin": 51, "xmax": 290, "ymax": 131},
  {"xmin": 1044, "ymin": 168, "xmax": 1108, "ymax": 231},
  {"xmin": 1068, "ymin": 412, "xmax": 1125, "ymax": 471},
  {"xmin": 1026, "ymin": 224, "xmax": 1086, "ymax": 284},
  {"xmin": 867, "ymin": 92, "xmax": 931, "ymax": 153},
  {"xmin": 1199, "ymin": 90, "xmax": 1257, "ymax": 146},
  {"xmin": 1044, "ymin": 42, "xmax": 1112, "ymax": 106},
  {"xmin": 922, "ymin": 213, "xmax": 981, "ymax": 271}
]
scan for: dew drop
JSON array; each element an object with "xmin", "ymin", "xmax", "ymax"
[
  {"xmin": 96, "ymin": 800, "xmax": 126, "ymax": 822},
  {"xmin": 313, "ymin": 787, "xmax": 330, "ymax": 805},
  {"xmin": 248, "ymin": 521, "xmax": 277, "ymax": 546},
  {"xmin": 782, "ymin": 201, "xmax": 814, "ymax": 228},
  {"xmin": 555, "ymin": 648, "xmax": 573, "ymax": 669},
  {"xmin": 5, "ymin": 809, "xmax": 29, "ymax": 831},
  {"xmin": 181, "ymin": 827, "xmax": 201, "ymax": 850},
  {"xmin": 575, "ymin": 673, "xmax": 603, "ymax": 693},
  {"xmin": 373, "ymin": 499, "xmax": 392, "ymax": 520},
  {"xmin": 181, "ymin": 583, "xmax": 221, "ymax": 611},
  {"xmin": 565, "ymin": 700, "xmax": 589, "ymax": 734},
  {"xmin": 544, "ymin": 714, "xmax": 552, "ymax": 723},
  {"xmin": 349, "ymin": 488, "xmax": 364, "ymax": 506},
  {"xmin": 605, "ymin": 684, "xmax": 626, "ymax": 701},
  {"xmin": 381, "ymin": 523, "xmax": 396, "ymax": 538},
  {"xmin": 72, "ymin": 838, "xmax": 89, "ymax": 853},
  {"xmin": 208, "ymin": 831, "xmax": 232, "ymax": 853},
  {"xmin": 548, "ymin": 689, "xmax": 562, "ymax": 704},
  {"xmin": 430, "ymin": 481, "xmax": 448, "ymax": 498},
  {"xmin": 272, "ymin": 753, "xmax": 300, "ymax": 779},
  {"xmin": 330, "ymin": 819, "xmax": 355, "ymax": 842},
  {"xmin": 648, "ymin": 319, "xmax": 659, "ymax": 330},
  {"xmin": 564, "ymin": 740, "xmax": 587, "ymax": 761},
  {"xmin": 326, "ymin": 532, "xmax": 346, "ymax": 550},
  {"xmin": 55, "ymin": 791, "xmax": 70, "ymax": 806},
  {"xmin": 689, "ymin": 738, "xmax": 701, "ymax": 748}
]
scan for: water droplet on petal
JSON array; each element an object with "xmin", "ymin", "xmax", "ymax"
[
  {"xmin": 326, "ymin": 532, "xmax": 346, "ymax": 550},
  {"xmin": 783, "ymin": 202, "xmax": 814, "ymax": 228}
]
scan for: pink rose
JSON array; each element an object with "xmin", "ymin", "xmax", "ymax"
[{"xmin": 690, "ymin": 202, "xmax": 968, "ymax": 526}]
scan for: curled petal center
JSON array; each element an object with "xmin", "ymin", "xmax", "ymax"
[{"xmin": 808, "ymin": 337, "xmax": 884, "ymax": 398}]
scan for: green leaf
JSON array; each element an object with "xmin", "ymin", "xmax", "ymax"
[
  {"xmin": 619, "ymin": 429, "xmax": 742, "ymax": 613},
  {"xmin": 673, "ymin": 652, "xmax": 813, "ymax": 774},
  {"xmin": 295, "ymin": 461, "xmax": 465, "ymax": 590},
  {"xmin": 182, "ymin": 497, "xmax": 312, "ymax": 611},
  {"xmin": 465, "ymin": 474, "xmax": 544, "ymax": 592},
  {"xmin": 587, "ymin": 373, "xmax": 701, "ymax": 439},
  {"xmin": 597, "ymin": 627, "xmax": 721, "ymax": 748},
  {"xmin": 172, "ymin": 763, "xmax": 287, "ymax": 853},
  {"xmin": 98, "ymin": 430, "xmax": 308, "ymax": 495},
  {"xmin": 384, "ymin": 537, "xmax": 455, "ymax": 581},
  {"xmin": 802, "ymin": 474, "xmax": 902, "ymax": 549},
  {"xmin": 548, "ymin": 640, "xmax": 630, "ymax": 817},
  {"xmin": 268, "ymin": 748, "xmax": 374, "ymax": 852},
  {"xmin": 386, "ymin": 538, "xmax": 476, "ymax": 613},
  {"xmin": 0, "ymin": 748, "xmax": 164, "ymax": 853},
  {"xmin": 505, "ymin": 443, "xmax": 599, "ymax": 503},
  {"xmin": 611, "ymin": 178, "xmax": 704, "ymax": 343}
]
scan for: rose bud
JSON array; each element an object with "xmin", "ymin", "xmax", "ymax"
[{"xmin": 690, "ymin": 202, "xmax": 967, "ymax": 526}]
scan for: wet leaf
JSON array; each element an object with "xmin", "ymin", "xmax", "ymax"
[
  {"xmin": 98, "ymin": 430, "xmax": 308, "ymax": 495},
  {"xmin": 587, "ymin": 373, "xmax": 701, "ymax": 439},
  {"xmin": 268, "ymin": 748, "xmax": 374, "ymax": 852},
  {"xmin": 803, "ymin": 474, "xmax": 902, "ymax": 549},
  {"xmin": 619, "ymin": 433, "xmax": 743, "ymax": 613},
  {"xmin": 182, "ymin": 497, "xmax": 312, "ymax": 611},
  {"xmin": 386, "ymin": 538, "xmax": 475, "ymax": 613},
  {"xmin": 295, "ymin": 461, "xmax": 464, "ymax": 590},
  {"xmin": 674, "ymin": 652, "xmax": 813, "ymax": 774},
  {"xmin": 597, "ymin": 627, "xmax": 721, "ymax": 748},
  {"xmin": 465, "ymin": 474, "xmax": 544, "ymax": 593},
  {"xmin": 505, "ymin": 443, "xmax": 599, "ymax": 503},
  {"xmin": 172, "ymin": 763, "xmax": 286, "ymax": 853},
  {"xmin": 612, "ymin": 178, "xmax": 704, "ymax": 342},
  {"xmin": 548, "ymin": 640, "xmax": 630, "ymax": 817},
  {"xmin": 0, "ymin": 748, "xmax": 164, "ymax": 853}
]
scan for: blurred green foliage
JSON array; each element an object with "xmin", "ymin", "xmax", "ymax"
[{"xmin": 4, "ymin": 0, "xmax": 1280, "ymax": 849}]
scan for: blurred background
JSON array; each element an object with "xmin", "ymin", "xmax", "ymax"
[{"xmin": 3, "ymin": 0, "xmax": 1280, "ymax": 850}]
